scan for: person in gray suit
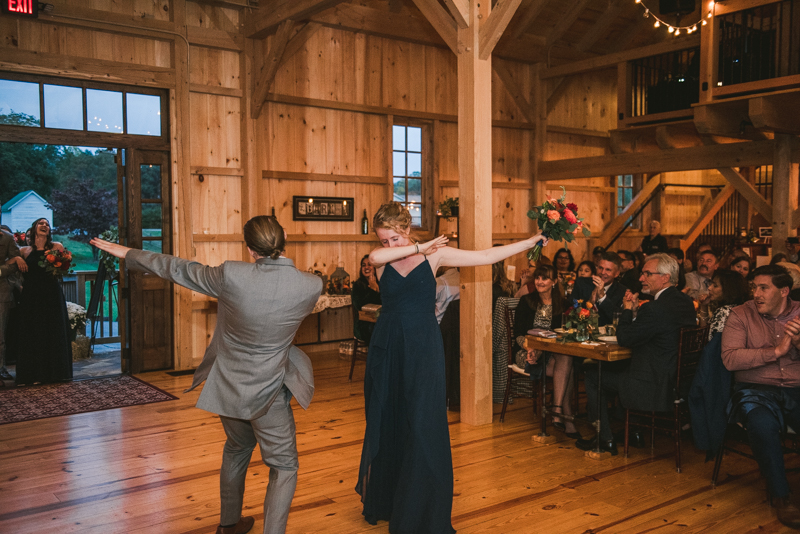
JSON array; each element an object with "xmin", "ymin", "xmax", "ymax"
[
  {"xmin": 91, "ymin": 215, "xmax": 322, "ymax": 534},
  {"xmin": 0, "ymin": 227, "xmax": 26, "ymax": 383}
]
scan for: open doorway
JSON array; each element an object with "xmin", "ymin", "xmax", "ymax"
[{"xmin": 1, "ymin": 142, "xmax": 123, "ymax": 379}]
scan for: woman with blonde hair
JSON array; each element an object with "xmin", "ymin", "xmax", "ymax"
[{"xmin": 356, "ymin": 202, "xmax": 547, "ymax": 533}]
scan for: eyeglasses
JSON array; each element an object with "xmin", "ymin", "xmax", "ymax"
[{"xmin": 641, "ymin": 270, "xmax": 666, "ymax": 277}]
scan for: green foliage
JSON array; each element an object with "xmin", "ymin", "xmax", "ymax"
[{"xmin": 437, "ymin": 196, "xmax": 459, "ymax": 219}]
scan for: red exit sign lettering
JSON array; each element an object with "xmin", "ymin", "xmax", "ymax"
[{"xmin": 2, "ymin": 0, "xmax": 38, "ymax": 17}]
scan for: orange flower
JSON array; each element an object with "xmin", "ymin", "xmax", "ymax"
[
  {"xmin": 546, "ymin": 210, "xmax": 561, "ymax": 222},
  {"xmin": 585, "ymin": 302, "xmax": 593, "ymax": 309},
  {"xmin": 54, "ymin": 262, "xmax": 61, "ymax": 267},
  {"xmin": 46, "ymin": 254, "xmax": 55, "ymax": 262},
  {"xmin": 579, "ymin": 308, "xmax": 590, "ymax": 318}
]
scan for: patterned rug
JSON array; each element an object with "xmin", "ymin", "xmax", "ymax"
[{"xmin": 0, "ymin": 375, "xmax": 178, "ymax": 425}]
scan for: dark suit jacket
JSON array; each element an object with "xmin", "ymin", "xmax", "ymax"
[
  {"xmin": 616, "ymin": 286, "xmax": 698, "ymax": 412},
  {"xmin": 0, "ymin": 231, "xmax": 21, "ymax": 304},
  {"xmin": 571, "ymin": 277, "xmax": 627, "ymax": 326}
]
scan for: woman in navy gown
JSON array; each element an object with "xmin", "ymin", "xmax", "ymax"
[
  {"xmin": 356, "ymin": 202, "xmax": 546, "ymax": 533},
  {"xmin": 14, "ymin": 218, "xmax": 72, "ymax": 385}
]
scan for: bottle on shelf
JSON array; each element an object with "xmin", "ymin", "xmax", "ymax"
[{"xmin": 361, "ymin": 209, "xmax": 369, "ymax": 235}]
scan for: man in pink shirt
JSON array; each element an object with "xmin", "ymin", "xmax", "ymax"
[{"xmin": 722, "ymin": 265, "xmax": 800, "ymax": 528}]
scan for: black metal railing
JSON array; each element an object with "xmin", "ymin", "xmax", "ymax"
[
  {"xmin": 686, "ymin": 191, "xmax": 740, "ymax": 262},
  {"xmin": 717, "ymin": 0, "xmax": 799, "ymax": 87},
  {"xmin": 631, "ymin": 47, "xmax": 701, "ymax": 117}
]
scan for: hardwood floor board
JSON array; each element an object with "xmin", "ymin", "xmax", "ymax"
[{"xmin": 1, "ymin": 349, "xmax": 794, "ymax": 533}]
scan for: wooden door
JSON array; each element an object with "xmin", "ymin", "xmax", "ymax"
[{"xmin": 124, "ymin": 149, "xmax": 173, "ymax": 372}]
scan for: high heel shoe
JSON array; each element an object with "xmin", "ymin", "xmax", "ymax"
[{"xmin": 552, "ymin": 420, "xmax": 582, "ymax": 439}]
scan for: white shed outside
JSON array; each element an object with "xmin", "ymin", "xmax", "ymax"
[{"xmin": 1, "ymin": 190, "xmax": 52, "ymax": 233}]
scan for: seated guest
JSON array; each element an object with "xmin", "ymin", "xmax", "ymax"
[
  {"xmin": 697, "ymin": 269, "xmax": 750, "ymax": 338},
  {"xmin": 435, "ymin": 266, "xmax": 460, "ymax": 324},
  {"xmin": 729, "ymin": 255, "xmax": 751, "ymax": 280},
  {"xmin": 685, "ymin": 249, "xmax": 719, "ymax": 300},
  {"xmin": 492, "ymin": 260, "xmax": 515, "ymax": 313},
  {"xmin": 513, "ymin": 265, "xmax": 578, "ymax": 437},
  {"xmin": 572, "ymin": 251, "xmax": 627, "ymax": 326},
  {"xmin": 771, "ymin": 252, "xmax": 791, "ymax": 265},
  {"xmin": 787, "ymin": 237, "xmax": 800, "ymax": 264},
  {"xmin": 575, "ymin": 260, "xmax": 596, "ymax": 279},
  {"xmin": 667, "ymin": 248, "xmax": 687, "ymax": 292},
  {"xmin": 514, "ymin": 255, "xmax": 552, "ymax": 298},
  {"xmin": 617, "ymin": 250, "xmax": 642, "ymax": 295},
  {"xmin": 592, "ymin": 246, "xmax": 605, "ymax": 266},
  {"xmin": 576, "ymin": 253, "xmax": 697, "ymax": 454},
  {"xmin": 553, "ymin": 248, "xmax": 575, "ymax": 285},
  {"xmin": 777, "ymin": 262, "xmax": 800, "ymax": 302},
  {"xmin": 639, "ymin": 220, "xmax": 668, "ymax": 256},
  {"xmin": 351, "ymin": 255, "xmax": 381, "ymax": 344},
  {"xmin": 721, "ymin": 265, "xmax": 800, "ymax": 528}
]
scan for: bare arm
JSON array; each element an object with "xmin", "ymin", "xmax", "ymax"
[
  {"xmin": 368, "ymin": 235, "xmax": 449, "ymax": 268},
  {"xmin": 430, "ymin": 234, "xmax": 546, "ymax": 270}
]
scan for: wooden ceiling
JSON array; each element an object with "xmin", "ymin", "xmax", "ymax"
[{"xmin": 244, "ymin": 0, "xmax": 703, "ymax": 66}]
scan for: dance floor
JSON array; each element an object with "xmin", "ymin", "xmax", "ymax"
[{"xmin": 0, "ymin": 349, "xmax": 797, "ymax": 533}]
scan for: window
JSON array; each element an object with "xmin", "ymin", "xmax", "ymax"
[
  {"xmin": 393, "ymin": 124, "xmax": 426, "ymax": 228},
  {"xmin": 0, "ymin": 75, "xmax": 164, "ymax": 137},
  {"xmin": 616, "ymin": 174, "xmax": 642, "ymax": 229}
]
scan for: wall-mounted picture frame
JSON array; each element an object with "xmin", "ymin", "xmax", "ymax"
[
  {"xmin": 758, "ymin": 227, "xmax": 772, "ymax": 238},
  {"xmin": 293, "ymin": 196, "xmax": 354, "ymax": 221}
]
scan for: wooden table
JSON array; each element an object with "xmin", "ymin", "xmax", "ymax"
[{"xmin": 525, "ymin": 335, "xmax": 632, "ymax": 459}]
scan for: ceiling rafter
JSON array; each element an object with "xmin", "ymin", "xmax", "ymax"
[
  {"xmin": 493, "ymin": 60, "xmax": 536, "ymax": 122},
  {"xmin": 478, "ymin": 0, "xmax": 524, "ymax": 59},
  {"xmin": 544, "ymin": 0, "xmax": 594, "ymax": 47},
  {"xmin": 575, "ymin": 0, "xmax": 628, "ymax": 52},
  {"xmin": 245, "ymin": 0, "xmax": 344, "ymax": 39},
  {"xmin": 409, "ymin": 0, "xmax": 458, "ymax": 53},
  {"xmin": 443, "ymin": 0, "xmax": 469, "ymax": 29},
  {"xmin": 252, "ymin": 20, "xmax": 296, "ymax": 119},
  {"xmin": 508, "ymin": 0, "xmax": 550, "ymax": 40}
]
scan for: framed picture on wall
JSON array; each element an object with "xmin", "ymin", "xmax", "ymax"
[
  {"xmin": 292, "ymin": 196, "xmax": 354, "ymax": 221},
  {"xmin": 758, "ymin": 227, "xmax": 772, "ymax": 238}
]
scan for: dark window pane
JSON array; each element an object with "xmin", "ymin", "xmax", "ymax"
[
  {"xmin": 44, "ymin": 85, "xmax": 83, "ymax": 130},
  {"xmin": 87, "ymin": 89, "xmax": 123, "ymax": 134},
  {"xmin": 624, "ymin": 175, "xmax": 633, "ymax": 187},
  {"xmin": 126, "ymin": 93, "xmax": 161, "ymax": 136},
  {"xmin": 141, "ymin": 164, "xmax": 161, "ymax": 199},
  {"xmin": 0, "ymin": 79, "xmax": 40, "ymax": 126},
  {"xmin": 142, "ymin": 205, "xmax": 162, "ymax": 233},
  {"xmin": 624, "ymin": 188, "xmax": 632, "ymax": 204}
]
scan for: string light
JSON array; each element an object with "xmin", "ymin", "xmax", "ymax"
[{"xmin": 635, "ymin": 0, "xmax": 712, "ymax": 36}]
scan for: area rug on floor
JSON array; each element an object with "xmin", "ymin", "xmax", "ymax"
[{"xmin": 0, "ymin": 375, "xmax": 178, "ymax": 425}]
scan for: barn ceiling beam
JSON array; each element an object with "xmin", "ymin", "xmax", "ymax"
[
  {"xmin": 575, "ymin": 0, "xmax": 627, "ymax": 52},
  {"xmin": 749, "ymin": 91, "xmax": 800, "ymax": 135},
  {"xmin": 679, "ymin": 185, "xmax": 736, "ymax": 251},
  {"xmin": 409, "ymin": 0, "xmax": 458, "ymax": 53},
  {"xmin": 544, "ymin": 0, "xmax": 592, "ymax": 47},
  {"xmin": 245, "ymin": 0, "xmax": 344, "ymax": 39},
  {"xmin": 598, "ymin": 175, "xmax": 662, "ymax": 249},
  {"xmin": 508, "ymin": 0, "xmax": 550, "ymax": 40},
  {"xmin": 443, "ymin": 0, "xmax": 470, "ymax": 29},
  {"xmin": 251, "ymin": 20, "xmax": 295, "ymax": 119},
  {"xmin": 478, "ymin": 0, "xmax": 524, "ymax": 59},
  {"xmin": 492, "ymin": 60, "xmax": 536, "ymax": 123},
  {"xmin": 282, "ymin": 22, "xmax": 323, "ymax": 61}
]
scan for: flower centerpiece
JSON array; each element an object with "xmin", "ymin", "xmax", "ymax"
[
  {"xmin": 527, "ymin": 187, "xmax": 590, "ymax": 261},
  {"xmin": 13, "ymin": 232, "xmax": 27, "ymax": 247},
  {"xmin": 38, "ymin": 248, "xmax": 73, "ymax": 277},
  {"xmin": 66, "ymin": 301, "xmax": 87, "ymax": 341},
  {"xmin": 561, "ymin": 299, "xmax": 599, "ymax": 342}
]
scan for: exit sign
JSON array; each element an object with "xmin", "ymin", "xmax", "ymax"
[{"xmin": 2, "ymin": 0, "xmax": 38, "ymax": 17}]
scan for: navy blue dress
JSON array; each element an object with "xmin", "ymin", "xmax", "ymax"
[{"xmin": 356, "ymin": 259, "xmax": 456, "ymax": 534}]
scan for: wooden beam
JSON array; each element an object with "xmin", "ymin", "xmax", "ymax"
[
  {"xmin": 538, "ymin": 140, "xmax": 787, "ymax": 180},
  {"xmin": 252, "ymin": 21, "xmax": 295, "ymax": 120},
  {"xmin": 443, "ymin": 0, "xmax": 470, "ymax": 29},
  {"xmin": 772, "ymin": 134, "xmax": 800, "ymax": 253},
  {"xmin": 599, "ymin": 176, "xmax": 662, "ymax": 249},
  {"xmin": 410, "ymin": 0, "xmax": 458, "ymax": 54},
  {"xmin": 508, "ymin": 0, "xmax": 550, "ymax": 40},
  {"xmin": 439, "ymin": 180, "xmax": 532, "ymax": 189},
  {"xmin": 286, "ymin": 234, "xmax": 379, "ymax": 242},
  {"xmin": 546, "ymin": 77, "xmax": 569, "ymax": 115},
  {"xmin": 189, "ymin": 84, "xmax": 243, "ymax": 98},
  {"xmin": 187, "ymin": 25, "xmax": 243, "ymax": 51},
  {"xmin": 654, "ymin": 123, "xmax": 704, "ymax": 149},
  {"xmin": 546, "ymin": 184, "xmax": 617, "ymax": 193},
  {"xmin": 544, "ymin": 0, "xmax": 592, "ymax": 47},
  {"xmin": 609, "ymin": 128, "xmax": 660, "ymax": 154},
  {"xmin": 193, "ymin": 234, "xmax": 245, "ymax": 242},
  {"xmin": 575, "ymin": 0, "xmax": 627, "ymax": 52},
  {"xmin": 547, "ymin": 125, "xmax": 610, "ymax": 139},
  {"xmin": 749, "ymin": 91, "xmax": 800, "ymax": 135},
  {"xmin": 262, "ymin": 170, "xmax": 387, "ymax": 184},
  {"xmin": 694, "ymin": 101, "xmax": 751, "ymax": 137},
  {"xmin": 679, "ymin": 186, "xmax": 736, "ymax": 251},
  {"xmin": 478, "ymin": 0, "xmax": 524, "ymax": 60},
  {"xmin": 190, "ymin": 167, "xmax": 244, "ymax": 176},
  {"xmin": 492, "ymin": 60, "xmax": 536, "ymax": 123},
  {"xmin": 282, "ymin": 22, "xmax": 323, "ymax": 61},
  {"xmin": 542, "ymin": 35, "xmax": 701, "ymax": 79},
  {"xmin": 458, "ymin": 0, "xmax": 494, "ymax": 426},
  {"xmin": 794, "ymin": 209, "xmax": 800, "ymax": 229},
  {"xmin": 245, "ymin": 0, "xmax": 345, "ymax": 39},
  {"xmin": 715, "ymin": 167, "xmax": 773, "ymax": 221}
]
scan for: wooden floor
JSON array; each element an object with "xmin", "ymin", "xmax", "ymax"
[{"xmin": 1, "ymin": 350, "xmax": 798, "ymax": 533}]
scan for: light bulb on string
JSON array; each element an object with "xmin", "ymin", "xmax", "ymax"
[
  {"xmin": 654, "ymin": 20, "xmax": 660, "ymax": 27},
  {"xmin": 634, "ymin": 0, "xmax": 708, "ymax": 36}
]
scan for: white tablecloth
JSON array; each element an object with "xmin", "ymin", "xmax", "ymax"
[{"xmin": 312, "ymin": 294, "xmax": 352, "ymax": 314}]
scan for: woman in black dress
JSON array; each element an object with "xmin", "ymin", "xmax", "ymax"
[
  {"xmin": 357, "ymin": 202, "xmax": 547, "ymax": 533},
  {"xmin": 14, "ymin": 218, "xmax": 72, "ymax": 385},
  {"xmin": 351, "ymin": 254, "xmax": 381, "ymax": 344},
  {"xmin": 513, "ymin": 264, "xmax": 579, "ymax": 437}
]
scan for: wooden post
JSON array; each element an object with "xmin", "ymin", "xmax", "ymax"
[
  {"xmin": 458, "ymin": 0, "xmax": 493, "ymax": 426},
  {"xmin": 772, "ymin": 134, "xmax": 800, "ymax": 254}
]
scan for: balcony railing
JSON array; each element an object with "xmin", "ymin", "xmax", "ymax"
[
  {"xmin": 630, "ymin": 47, "xmax": 701, "ymax": 118},
  {"xmin": 60, "ymin": 271, "xmax": 120, "ymax": 343},
  {"xmin": 717, "ymin": 0, "xmax": 799, "ymax": 87}
]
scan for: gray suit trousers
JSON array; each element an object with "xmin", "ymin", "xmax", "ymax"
[{"xmin": 219, "ymin": 386, "xmax": 298, "ymax": 534}]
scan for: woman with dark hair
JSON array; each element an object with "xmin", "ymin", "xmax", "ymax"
[
  {"xmin": 729, "ymin": 256, "xmax": 751, "ymax": 279},
  {"xmin": 14, "ymin": 218, "xmax": 72, "ymax": 385},
  {"xmin": 553, "ymin": 248, "xmax": 575, "ymax": 283},
  {"xmin": 351, "ymin": 254, "xmax": 381, "ymax": 344},
  {"xmin": 697, "ymin": 268, "xmax": 750, "ymax": 339},
  {"xmin": 512, "ymin": 265, "xmax": 579, "ymax": 438},
  {"xmin": 575, "ymin": 260, "xmax": 596, "ymax": 279}
]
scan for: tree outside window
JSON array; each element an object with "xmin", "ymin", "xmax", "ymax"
[{"xmin": 392, "ymin": 123, "xmax": 426, "ymax": 228}]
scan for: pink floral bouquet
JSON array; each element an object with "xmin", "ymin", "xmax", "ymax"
[
  {"xmin": 13, "ymin": 232, "xmax": 27, "ymax": 247},
  {"xmin": 38, "ymin": 248, "xmax": 74, "ymax": 277},
  {"xmin": 526, "ymin": 186, "xmax": 590, "ymax": 261}
]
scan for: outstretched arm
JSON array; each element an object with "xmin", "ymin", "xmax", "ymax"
[
  {"xmin": 368, "ymin": 235, "xmax": 449, "ymax": 267},
  {"xmin": 433, "ymin": 234, "xmax": 547, "ymax": 269}
]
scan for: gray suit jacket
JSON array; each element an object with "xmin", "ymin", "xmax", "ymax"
[
  {"xmin": 0, "ymin": 231, "xmax": 21, "ymax": 304},
  {"xmin": 126, "ymin": 249, "xmax": 322, "ymax": 420}
]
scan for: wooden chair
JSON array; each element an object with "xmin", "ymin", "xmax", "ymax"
[
  {"xmin": 623, "ymin": 324, "xmax": 709, "ymax": 472},
  {"xmin": 349, "ymin": 304, "xmax": 368, "ymax": 381},
  {"xmin": 499, "ymin": 302, "xmax": 537, "ymax": 423}
]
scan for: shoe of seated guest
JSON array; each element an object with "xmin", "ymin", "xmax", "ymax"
[
  {"xmin": 773, "ymin": 497, "xmax": 800, "ymax": 529},
  {"xmin": 216, "ymin": 516, "xmax": 255, "ymax": 534},
  {"xmin": 575, "ymin": 435, "xmax": 618, "ymax": 455}
]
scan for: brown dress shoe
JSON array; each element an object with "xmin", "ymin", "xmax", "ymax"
[
  {"xmin": 773, "ymin": 498, "xmax": 800, "ymax": 530},
  {"xmin": 215, "ymin": 516, "xmax": 255, "ymax": 534}
]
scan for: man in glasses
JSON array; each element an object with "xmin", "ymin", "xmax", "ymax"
[{"xmin": 576, "ymin": 253, "xmax": 696, "ymax": 454}]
